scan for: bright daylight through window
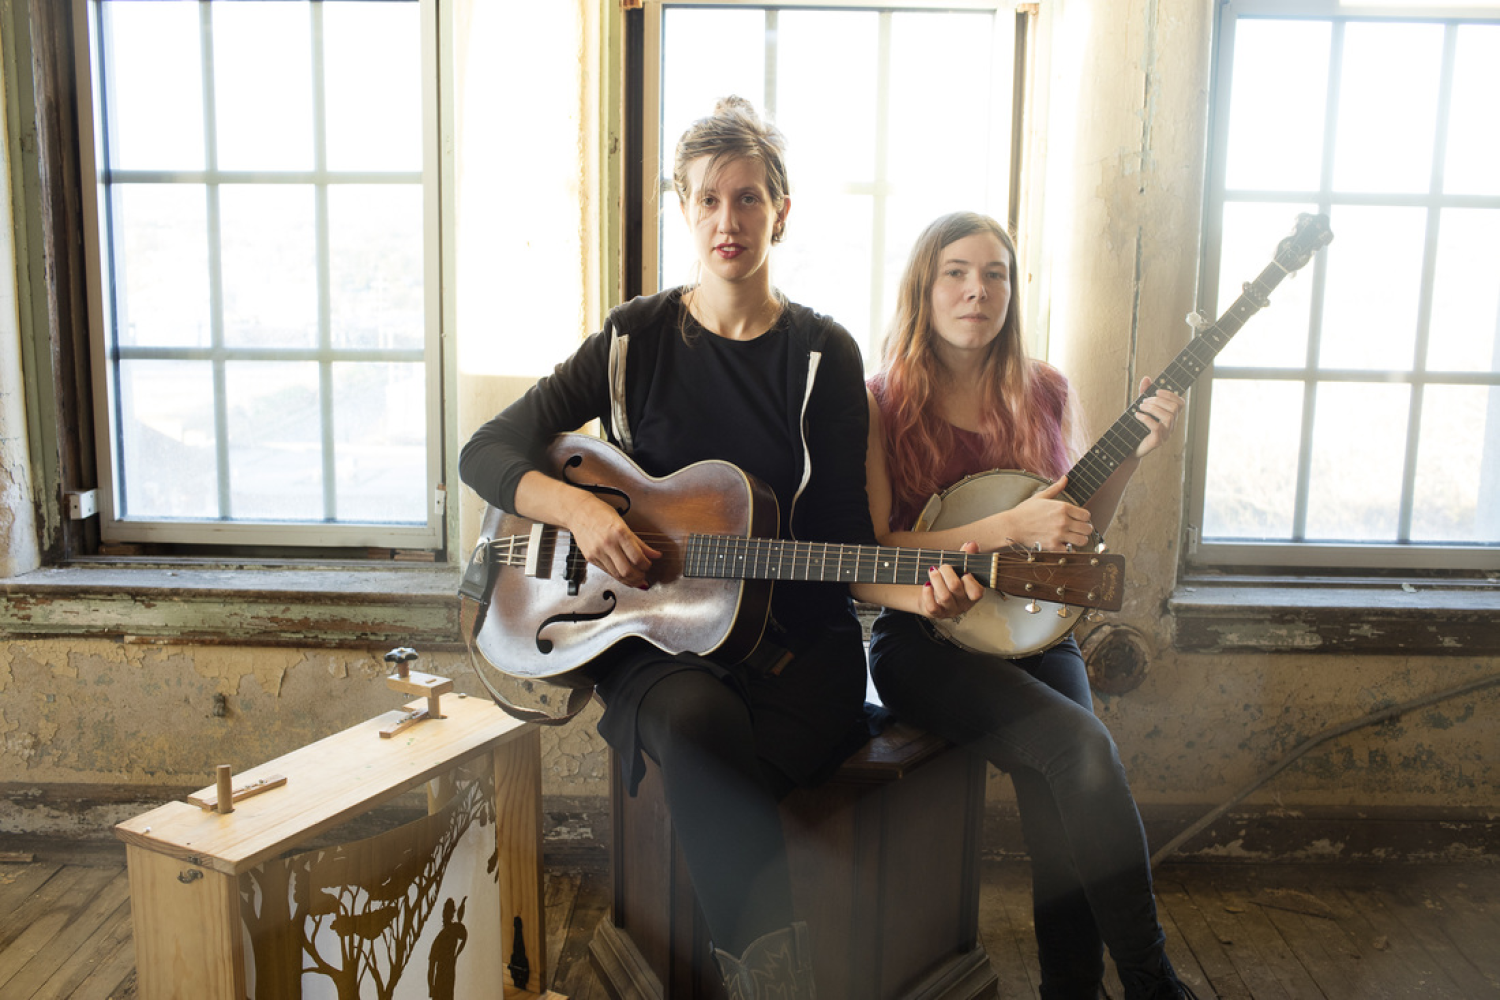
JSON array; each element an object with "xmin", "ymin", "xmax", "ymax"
[
  {"xmin": 649, "ymin": 3, "xmax": 1019, "ymax": 367},
  {"xmin": 79, "ymin": 0, "xmax": 439, "ymax": 549},
  {"xmin": 1194, "ymin": 6, "xmax": 1500, "ymax": 569}
]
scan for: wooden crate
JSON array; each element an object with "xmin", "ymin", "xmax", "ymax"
[
  {"xmin": 590, "ymin": 723, "xmax": 998, "ymax": 1000},
  {"xmin": 116, "ymin": 694, "xmax": 563, "ymax": 1000}
]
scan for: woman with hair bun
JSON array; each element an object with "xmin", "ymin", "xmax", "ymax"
[{"xmin": 461, "ymin": 98, "xmax": 969, "ymax": 999}]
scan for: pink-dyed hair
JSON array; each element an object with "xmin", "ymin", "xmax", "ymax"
[{"xmin": 877, "ymin": 212, "xmax": 1075, "ymax": 513}]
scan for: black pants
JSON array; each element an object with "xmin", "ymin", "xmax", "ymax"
[{"xmin": 637, "ymin": 668, "xmax": 796, "ymax": 955}]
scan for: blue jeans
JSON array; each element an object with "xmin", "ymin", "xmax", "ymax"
[{"xmin": 868, "ymin": 612, "xmax": 1171, "ymax": 999}]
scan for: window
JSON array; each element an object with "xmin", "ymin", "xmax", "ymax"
[
  {"xmin": 76, "ymin": 0, "xmax": 443, "ymax": 552},
  {"xmin": 642, "ymin": 1, "xmax": 1023, "ymax": 365},
  {"xmin": 1189, "ymin": 1, "xmax": 1500, "ymax": 571}
]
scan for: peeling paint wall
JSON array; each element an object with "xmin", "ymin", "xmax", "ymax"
[{"xmin": 0, "ymin": 636, "xmax": 608, "ymax": 834}]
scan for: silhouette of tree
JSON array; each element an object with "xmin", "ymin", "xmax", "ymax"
[{"xmin": 239, "ymin": 764, "xmax": 499, "ymax": 999}]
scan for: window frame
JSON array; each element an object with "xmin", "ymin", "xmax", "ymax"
[
  {"xmin": 1185, "ymin": 0, "xmax": 1500, "ymax": 574},
  {"xmin": 73, "ymin": 0, "xmax": 448, "ymax": 553}
]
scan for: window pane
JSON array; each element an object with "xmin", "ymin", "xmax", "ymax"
[
  {"xmin": 100, "ymin": 3, "xmax": 205, "ymax": 171},
  {"xmin": 329, "ymin": 186, "xmax": 424, "ymax": 350},
  {"xmin": 1318, "ymin": 205, "xmax": 1425, "ymax": 372},
  {"xmin": 324, "ymin": 3, "xmax": 423, "ymax": 172},
  {"xmin": 1305, "ymin": 382, "xmax": 1409, "ymax": 541},
  {"xmin": 220, "ymin": 186, "xmax": 319, "ymax": 349},
  {"xmin": 119, "ymin": 360, "xmax": 218, "ymax": 520},
  {"xmin": 1223, "ymin": 18, "xmax": 1330, "ymax": 192},
  {"xmin": 656, "ymin": 7, "xmax": 1009, "ymax": 363},
  {"xmin": 776, "ymin": 193, "xmax": 875, "ymax": 348},
  {"xmin": 1411, "ymin": 385, "xmax": 1500, "ymax": 543},
  {"xmin": 1427, "ymin": 208, "xmax": 1500, "ymax": 373},
  {"xmin": 333, "ymin": 363, "xmax": 427, "ymax": 522},
  {"xmin": 212, "ymin": 3, "xmax": 314, "ymax": 171},
  {"xmin": 1201, "ymin": 380, "xmax": 1304, "ymax": 539},
  {"xmin": 226, "ymin": 362, "xmax": 323, "ymax": 520},
  {"xmin": 1215, "ymin": 202, "xmax": 1319, "ymax": 368},
  {"xmin": 1332, "ymin": 22, "xmax": 1444, "ymax": 195},
  {"xmin": 661, "ymin": 9, "xmax": 765, "ymax": 162},
  {"xmin": 886, "ymin": 11, "xmax": 996, "ymax": 197},
  {"xmin": 112, "ymin": 185, "xmax": 211, "ymax": 349},
  {"xmin": 1444, "ymin": 25, "xmax": 1500, "ymax": 197},
  {"xmin": 775, "ymin": 12, "xmax": 879, "ymax": 183}
]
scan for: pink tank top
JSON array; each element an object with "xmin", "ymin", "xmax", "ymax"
[{"xmin": 869, "ymin": 364, "xmax": 1071, "ymax": 532}]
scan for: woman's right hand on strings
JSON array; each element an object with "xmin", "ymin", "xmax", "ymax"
[
  {"xmin": 975, "ymin": 476, "xmax": 1094, "ymax": 551},
  {"xmin": 564, "ymin": 491, "xmax": 661, "ymax": 589}
]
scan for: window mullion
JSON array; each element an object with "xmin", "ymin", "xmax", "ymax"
[
  {"xmin": 870, "ymin": 11, "xmax": 892, "ymax": 353},
  {"xmin": 1290, "ymin": 18, "xmax": 1346, "ymax": 544},
  {"xmin": 1398, "ymin": 23, "xmax": 1461, "ymax": 542},
  {"xmin": 202, "ymin": 2, "xmax": 231, "ymax": 521},
  {"xmin": 310, "ymin": 1, "xmax": 337, "ymax": 522}
]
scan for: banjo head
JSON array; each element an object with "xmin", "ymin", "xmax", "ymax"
[{"xmin": 914, "ymin": 469, "xmax": 1099, "ymax": 658}]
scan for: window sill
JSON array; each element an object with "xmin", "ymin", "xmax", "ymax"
[
  {"xmin": 1170, "ymin": 574, "xmax": 1500, "ymax": 656},
  {"xmin": 0, "ymin": 561, "xmax": 465, "ymax": 650}
]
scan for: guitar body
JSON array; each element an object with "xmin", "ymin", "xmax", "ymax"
[
  {"xmin": 914, "ymin": 469, "xmax": 1105, "ymax": 657},
  {"xmin": 471, "ymin": 434, "xmax": 778, "ymax": 685}
]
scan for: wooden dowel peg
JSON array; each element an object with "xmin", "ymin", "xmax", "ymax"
[{"xmin": 216, "ymin": 765, "xmax": 234, "ymax": 815}]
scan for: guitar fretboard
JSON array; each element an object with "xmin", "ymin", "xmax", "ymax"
[
  {"xmin": 1063, "ymin": 214, "xmax": 1331, "ymax": 506},
  {"xmin": 684, "ymin": 534, "xmax": 992, "ymax": 586}
]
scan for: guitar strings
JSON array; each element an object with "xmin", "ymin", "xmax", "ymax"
[{"xmin": 485, "ymin": 531, "xmax": 1104, "ymax": 601}]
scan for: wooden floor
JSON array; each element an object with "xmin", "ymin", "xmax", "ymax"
[{"xmin": 2, "ymin": 835, "xmax": 1497, "ymax": 999}]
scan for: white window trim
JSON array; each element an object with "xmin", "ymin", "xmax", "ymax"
[
  {"xmin": 1185, "ymin": 0, "xmax": 1500, "ymax": 573},
  {"xmin": 72, "ymin": 0, "xmax": 448, "ymax": 551}
]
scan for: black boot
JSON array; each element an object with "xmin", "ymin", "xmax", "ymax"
[
  {"xmin": 712, "ymin": 921, "xmax": 817, "ymax": 1000},
  {"xmin": 1119, "ymin": 954, "xmax": 1201, "ymax": 1000}
]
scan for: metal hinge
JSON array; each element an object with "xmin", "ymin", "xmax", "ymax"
[
  {"xmin": 434, "ymin": 484, "xmax": 447, "ymax": 515},
  {"xmin": 65, "ymin": 489, "xmax": 98, "ymax": 520}
]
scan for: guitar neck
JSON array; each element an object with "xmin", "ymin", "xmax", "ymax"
[
  {"xmin": 683, "ymin": 534, "xmax": 1123, "ymax": 611},
  {"xmin": 1062, "ymin": 249, "xmax": 1308, "ymax": 507},
  {"xmin": 685, "ymin": 534, "xmax": 990, "ymax": 587}
]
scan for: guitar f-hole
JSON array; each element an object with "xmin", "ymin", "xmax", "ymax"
[
  {"xmin": 535, "ymin": 593, "xmax": 617, "ymax": 655},
  {"xmin": 561, "ymin": 453, "xmax": 633, "ymax": 515}
]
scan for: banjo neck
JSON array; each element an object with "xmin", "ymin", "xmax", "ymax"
[{"xmin": 1062, "ymin": 212, "xmax": 1333, "ymax": 507}]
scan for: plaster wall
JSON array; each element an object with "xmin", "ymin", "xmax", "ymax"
[{"xmin": 0, "ymin": 636, "xmax": 608, "ymax": 836}]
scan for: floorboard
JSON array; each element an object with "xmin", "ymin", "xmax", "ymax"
[{"xmin": 2, "ymin": 835, "xmax": 1498, "ymax": 999}]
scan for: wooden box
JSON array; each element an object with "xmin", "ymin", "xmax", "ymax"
[
  {"xmin": 115, "ymin": 694, "xmax": 563, "ymax": 1000},
  {"xmin": 590, "ymin": 723, "xmax": 999, "ymax": 999}
]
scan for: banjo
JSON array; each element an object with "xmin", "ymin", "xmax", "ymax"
[{"xmin": 915, "ymin": 212, "xmax": 1334, "ymax": 657}]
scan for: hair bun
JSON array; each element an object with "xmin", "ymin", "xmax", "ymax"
[{"xmin": 714, "ymin": 95, "xmax": 760, "ymax": 123}]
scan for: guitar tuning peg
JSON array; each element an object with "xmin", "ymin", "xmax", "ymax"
[
  {"xmin": 1024, "ymin": 601, "xmax": 1040, "ymax": 615},
  {"xmin": 1056, "ymin": 606, "xmax": 1072, "ymax": 619},
  {"xmin": 1094, "ymin": 541, "xmax": 1108, "ymax": 553},
  {"xmin": 1084, "ymin": 610, "xmax": 1105, "ymax": 623},
  {"xmin": 1186, "ymin": 310, "xmax": 1211, "ymax": 330}
]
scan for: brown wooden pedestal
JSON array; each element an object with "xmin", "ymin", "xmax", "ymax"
[{"xmin": 589, "ymin": 723, "xmax": 999, "ymax": 1000}]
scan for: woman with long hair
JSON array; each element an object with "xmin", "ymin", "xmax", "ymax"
[{"xmin": 865, "ymin": 211, "xmax": 1196, "ymax": 999}]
